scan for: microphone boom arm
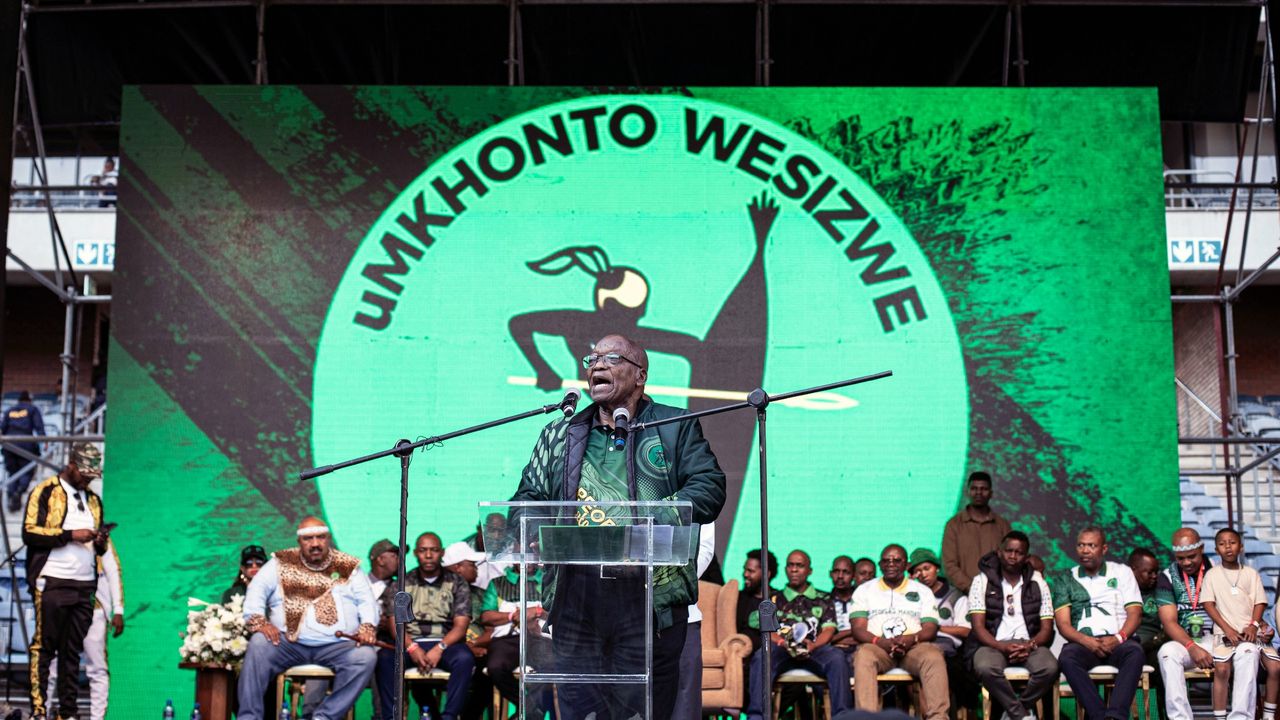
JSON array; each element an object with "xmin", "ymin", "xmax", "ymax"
[
  {"xmin": 630, "ymin": 370, "xmax": 891, "ymax": 432},
  {"xmin": 300, "ymin": 396, "xmax": 574, "ymax": 481}
]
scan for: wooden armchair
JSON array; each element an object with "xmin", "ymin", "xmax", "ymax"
[{"xmin": 698, "ymin": 579, "xmax": 754, "ymax": 713}]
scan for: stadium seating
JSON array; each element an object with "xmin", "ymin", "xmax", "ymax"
[{"xmin": 1179, "ymin": 477, "xmax": 1280, "ymax": 622}]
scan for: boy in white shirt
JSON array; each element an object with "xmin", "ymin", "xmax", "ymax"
[{"xmin": 1201, "ymin": 528, "xmax": 1268, "ymax": 720}]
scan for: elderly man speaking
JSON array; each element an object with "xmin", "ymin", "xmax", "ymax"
[{"xmin": 238, "ymin": 516, "xmax": 379, "ymax": 720}]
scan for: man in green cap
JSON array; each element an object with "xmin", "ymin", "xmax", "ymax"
[{"xmin": 24, "ymin": 441, "xmax": 110, "ymax": 720}]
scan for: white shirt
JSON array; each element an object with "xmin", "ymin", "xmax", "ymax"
[
  {"xmin": 936, "ymin": 586, "xmax": 971, "ymax": 648},
  {"xmin": 687, "ymin": 524, "xmax": 715, "ymax": 624},
  {"xmin": 95, "ymin": 539, "xmax": 124, "ymax": 615},
  {"xmin": 833, "ymin": 595, "xmax": 855, "ymax": 632},
  {"xmin": 968, "ymin": 571, "xmax": 1053, "ymax": 641},
  {"xmin": 1058, "ymin": 561, "xmax": 1142, "ymax": 637},
  {"xmin": 40, "ymin": 479, "xmax": 97, "ymax": 583},
  {"xmin": 851, "ymin": 577, "xmax": 940, "ymax": 638}
]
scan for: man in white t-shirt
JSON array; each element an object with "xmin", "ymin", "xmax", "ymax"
[
  {"xmin": 850, "ymin": 544, "xmax": 950, "ymax": 720},
  {"xmin": 1052, "ymin": 527, "xmax": 1144, "ymax": 720},
  {"xmin": 968, "ymin": 531, "xmax": 1057, "ymax": 720}
]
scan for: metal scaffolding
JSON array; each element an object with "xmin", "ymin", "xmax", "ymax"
[
  {"xmin": 1169, "ymin": 3, "xmax": 1280, "ymax": 533},
  {"xmin": 0, "ymin": 0, "xmax": 1275, "ymax": 710}
]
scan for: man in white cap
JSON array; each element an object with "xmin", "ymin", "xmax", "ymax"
[
  {"xmin": 237, "ymin": 517, "xmax": 379, "ymax": 720},
  {"xmin": 443, "ymin": 541, "xmax": 491, "ymax": 719}
]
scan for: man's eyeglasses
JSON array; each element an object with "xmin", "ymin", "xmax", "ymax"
[
  {"xmin": 75, "ymin": 492, "xmax": 86, "ymax": 512},
  {"xmin": 582, "ymin": 353, "xmax": 644, "ymax": 371}
]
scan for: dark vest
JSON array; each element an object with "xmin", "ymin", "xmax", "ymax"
[
  {"xmin": 962, "ymin": 550, "xmax": 1047, "ymax": 667},
  {"xmin": 978, "ymin": 555, "xmax": 1042, "ymax": 639}
]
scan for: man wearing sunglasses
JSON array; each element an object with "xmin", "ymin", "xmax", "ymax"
[
  {"xmin": 510, "ymin": 334, "xmax": 726, "ymax": 720},
  {"xmin": 966, "ymin": 531, "xmax": 1057, "ymax": 720},
  {"xmin": 23, "ymin": 441, "xmax": 110, "ymax": 720}
]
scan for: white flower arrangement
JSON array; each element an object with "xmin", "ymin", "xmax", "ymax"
[{"xmin": 180, "ymin": 595, "xmax": 250, "ymax": 669}]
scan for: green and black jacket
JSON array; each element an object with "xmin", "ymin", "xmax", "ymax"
[{"xmin": 510, "ymin": 397, "xmax": 726, "ymax": 630}]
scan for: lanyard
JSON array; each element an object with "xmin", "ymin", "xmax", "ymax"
[{"xmin": 1181, "ymin": 564, "xmax": 1205, "ymax": 610}]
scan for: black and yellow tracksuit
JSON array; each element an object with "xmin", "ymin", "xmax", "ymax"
[{"xmin": 23, "ymin": 475, "xmax": 104, "ymax": 720}]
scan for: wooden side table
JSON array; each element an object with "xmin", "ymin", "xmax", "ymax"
[{"xmin": 179, "ymin": 662, "xmax": 238, "ymax": 720}]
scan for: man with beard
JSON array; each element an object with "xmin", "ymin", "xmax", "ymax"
[
  {"xmin": 510, "ymin": 334, "xmax": 726, "ymax": 719},
  {"xmin": 744, "ymin": 550, "xmax": 851, "ymax": 720},
  {"xmin": 1155, "ymin": 528, "xmax": 1216, "ymax": 720},
  {"xmin": 851, "ymin": 544, "xmax": 949, "ymax": 720},
  {"xmin": 1052, "ymin": 527, "xmax": 1144, "ymax": 720},
  {"xmin": 737, "ymin": 549, "xmax": 778, "ymax": 710},
  {"xmin": 967, "ymin": 531, "xmax": 1057, "ymax": 720},
  {"xmin": 238, "ymin": 517, "xmax": 379, "ymax": 720},
  {"xmin": 737, "ymin": 549, "xmax": 779, "ymax": 655}
]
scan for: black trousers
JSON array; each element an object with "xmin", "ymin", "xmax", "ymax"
[
  {"xmin": 489, "ymin": 634, "xmax": 555, "ymax": 718},
  {"xmin": 31, "ymin": 577, "xmax": 96, "ymax": 718},
  {"xmin": 551, "ymin": 568, "xmax": 687, "ymax": 720}
]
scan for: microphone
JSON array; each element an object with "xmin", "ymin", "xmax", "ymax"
[
  {"xmin": 611, "ymin": 407, "xmax": 630, "ymax": 450},
  {"xmin": 559, "ymin": 388, "xmax": 582, "ymax": 417}
]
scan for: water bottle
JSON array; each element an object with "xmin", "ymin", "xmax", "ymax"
[
  {"xmin": 190, "ymin": 702, "xmax": 202, "ymax": 720},
  {"xmin": 279, "ymin": 700, "xmax": 291, "ymax": 720},
  {"xmin": 162, "ymin": 699, "xmax": 175, "ymax": 719}
]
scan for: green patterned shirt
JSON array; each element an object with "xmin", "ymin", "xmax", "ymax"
[{"xmin": 773, "ymin": 583, "xmax": 838, "ymax": 639}]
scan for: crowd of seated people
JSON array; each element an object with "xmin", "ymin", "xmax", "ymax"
[
  {"xmin": 725, "ymin": 475, "xmax": 1280, "ymax": 720},
  {"xmin": 224, "ymin": 471, "xmax": 1280, "ymax": 720}
]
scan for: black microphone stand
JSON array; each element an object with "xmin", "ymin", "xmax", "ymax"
[
  {"xmin": 631, "ymin": 370, "xmax": 891, "ymax": 718},
  {"xmin": 298, "ymin": 395, "xmax": 577, "ymax": 720}
]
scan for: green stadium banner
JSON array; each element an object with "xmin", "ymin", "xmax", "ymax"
[{"xmin": 106, "ymin": 87, "xmax": 1175, "ymax": 718}]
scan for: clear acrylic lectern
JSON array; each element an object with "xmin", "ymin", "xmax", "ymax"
[{"xmin": 478, "ymin": 500, "xmax": 696, "ymax": 720}]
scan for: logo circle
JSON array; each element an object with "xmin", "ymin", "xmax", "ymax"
[{"xmin": 312, "ymin": 94, "xmax": 968, "ymax": 571}]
